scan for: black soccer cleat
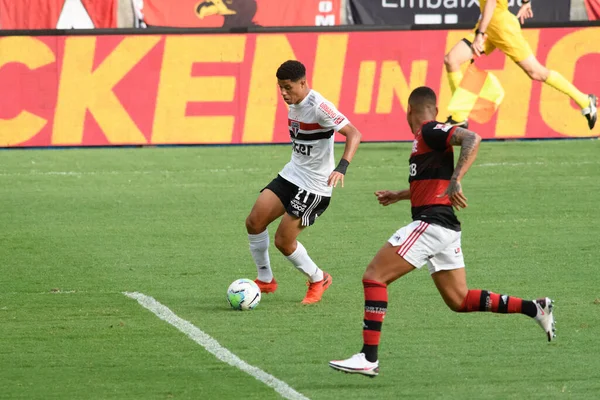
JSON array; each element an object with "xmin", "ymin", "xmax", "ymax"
[
  {"xmin": 444, "ymin": 115, "xmax": 469, "ymax": 129},
  {"xmin": 582, "ymin": 94, "xmax": 597, "ymax": 130}
]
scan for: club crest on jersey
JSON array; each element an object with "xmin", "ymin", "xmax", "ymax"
[{"xmin": 290, "ymin": 120, "xmax": 300, "ymax": 137}]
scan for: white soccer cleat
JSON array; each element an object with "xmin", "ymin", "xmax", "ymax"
[
  {"xmin": 329, "ymin": 353, "xmax": 379, "ymax": 377},
  {"xmin": 533, "ymin": 297, "xmax": 556, "ymax": 342}
]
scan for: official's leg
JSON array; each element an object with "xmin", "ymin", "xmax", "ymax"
[
  {"xmin": 444, "ymin": 36, "xmax": 494, "ymax": 126},
  {"xmin": 516, "ymin": 56, "xmax": 598, "ymax": 129},
  {"xmin": 493, "ymin": 11, "xmax": 597, "ymax": 129},
  {"xmin": 444, "ymin": 39, "xmax": 473, "ymax": 94}
]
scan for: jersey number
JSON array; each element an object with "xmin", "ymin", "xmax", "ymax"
[
  {"xmin": 409, "ymin": 163, "xmax": 417, "ymax": 177},
  {"xmin": 295, "ymin": 189, "xmax": 310, "ymax": 204}
]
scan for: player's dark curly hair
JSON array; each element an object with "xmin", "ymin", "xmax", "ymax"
[
  {"xmin": 276, "ymin": 60, "xmax": 306, "ymax": 82},
  {"xmin": 408, "ymin": 86, "xmax": 437, "ymax": 110}
]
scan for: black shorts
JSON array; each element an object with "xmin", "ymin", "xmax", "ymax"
[{"xmin": 262, "ymin": 175, "xmax": 331, "ymax": 226}]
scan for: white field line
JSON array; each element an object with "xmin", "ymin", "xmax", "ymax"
[
  {"xmin": 0, "ymin": 160, "xmax": 598, "ymax": 177},
  {"xmin": 123, "ymin": 291, "xmax": 310, "ymax": 400}
]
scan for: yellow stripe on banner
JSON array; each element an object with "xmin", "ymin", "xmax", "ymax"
[
  {"xmin": 354, "ymin": 61, "xmax": 376, "ymax": 114},
  {"xmin": 312, "ymin": 34, "xmax": 349, "ymax": 107},
  {"xmin": 242, "ymin": 35, "xmax": 296, "ymax": 143},
  {"xmin": 375, "ymin": 60, "xmax": 428, "ymax": 114}
]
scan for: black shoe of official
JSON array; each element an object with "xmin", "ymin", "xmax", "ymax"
[
  {"xmin": 444, "ymin": 115, "xmax": 469, "ymax": 129},
  {"xmin": 583, "ymin": 94, "xmax": 597, "ymax": 130}
]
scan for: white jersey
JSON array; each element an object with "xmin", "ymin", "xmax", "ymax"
[{"xmin": 279, "ymin": 90, "xmax": 349, "ymax": 197}]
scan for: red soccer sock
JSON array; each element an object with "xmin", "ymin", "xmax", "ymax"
[
  {"xmin": 360, "ymin": 279, "xmax": 388, "ymax": 362},
  {"xmin": 458, "ymin": 289, "xmax": 537, "ymax": 317}
]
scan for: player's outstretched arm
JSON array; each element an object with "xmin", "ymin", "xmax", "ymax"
[
  {"xmin": 375, "ymin": 189, "xmax": 410, "ymax": 206},
  {"xmin": 440, "ymin": 127, "xmax": 482, "ymax": 210},
  {"xmin": 328, "ymin": 123, "xmax": 362, "ymax": 188}
]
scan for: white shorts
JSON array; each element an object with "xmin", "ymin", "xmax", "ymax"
[{"xmin": 387, "ymin": 220, "xmax": 464, "ymax": 275}]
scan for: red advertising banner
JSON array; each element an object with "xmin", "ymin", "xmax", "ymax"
[
  {"xmin": 0, "ymin": 0, "xmax": 64, "ymax": 29},
  {"xmin": 142, "ymin": 0, "xmax": 341, "ymax": 27},
  {"xmin": 0, "ymin": 28, "xmax": 599, "ymax": 148},
  {"xmin": 0, "ymin": 0, "xmax": 117, "ymax": 29}
]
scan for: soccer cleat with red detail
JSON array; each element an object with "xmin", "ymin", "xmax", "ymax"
[
  {"xmin": 254, "ymin": 278, "xmax": 278, "ymax": 294},
  {"xmin": 533, "ymin": 297, "xmax": 556, "ymax": 342},
  {"xmin": 301, "ymin": 272, "xmax": 332, "ymax": 304},
  {"xmin": 329, "ymin": 353, "xmax": 379, "ymax": 377}
]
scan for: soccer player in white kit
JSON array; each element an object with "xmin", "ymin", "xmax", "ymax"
[{"xmin": 245, "ymin": 60, "xmax": 362, "ymax": 304}]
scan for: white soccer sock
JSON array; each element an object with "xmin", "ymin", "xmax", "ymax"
[
  {"xmin": 249, "ymin": 230, "xmax": 272, "ymax": 282},
  {"xmin": 286, "ymin": 241, "xmax": 324, "ymax": 283}
]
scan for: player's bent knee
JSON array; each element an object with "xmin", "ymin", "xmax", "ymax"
[
  {"xmin": 443, "ymin": 54, "xmax": 451, "ymax": 66},
  {"xmin": 527, "ymin": 70, "xmax": 545, "ymax": 82},
  {"xmin": 523, "ymin": 65, "xmax": 548, "ymax": 82},
  {"xmin": 245, "ymin": 214, "xmax": 266, "ymax": 234},
  {"xmin": 444, "ymin": 53, "xmax": 460, "ymax": 70},
  {"xmin": 363, "ymin": 261, "xmax": 384, "ymax": 282}
]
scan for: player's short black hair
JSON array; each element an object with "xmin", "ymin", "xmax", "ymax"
[
  {"xmin": 276, "ymin": 60, "xmax": 306, "ymax": 82},
  {"xmin": 408, "ymin": 86, "xmax": 437, "ymax": 110}
]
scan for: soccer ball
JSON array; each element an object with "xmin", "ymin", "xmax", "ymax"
[{"xmin": 226, "ymin": 279, "xmax": 261, "ymax": 311}]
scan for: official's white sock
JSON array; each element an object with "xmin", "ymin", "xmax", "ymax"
[
  {"xmin": 249, "ymin": 230, "xmax": 272, "ymax": 282},
  {"xmin": 286, "ymin": 241, "xmax": 324, "ymax": 283}
]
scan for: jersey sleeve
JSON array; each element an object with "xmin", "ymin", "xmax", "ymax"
[
  {"xmin": 422, "ymin": 122, "xmax": 456, "ymax": 151},
  {"xmin": 315, "ymin": 101, "xmax": 350, "ymax": 132}
]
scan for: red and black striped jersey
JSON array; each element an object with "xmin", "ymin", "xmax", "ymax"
[{"xmin": 408, "ymin": 121, "xmax": 461, "ymax": 231}]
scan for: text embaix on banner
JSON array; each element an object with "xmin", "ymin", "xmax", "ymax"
[
  {"xmin": 0, "ymin": 28, "xmax": 598, "ymax": 147},
  {"xmin": 348, "ymin": 0, "xmax": 571, "ymax": 25}
]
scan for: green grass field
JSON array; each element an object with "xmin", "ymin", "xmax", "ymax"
[{"xmin": 1, "ymin": 140, "xmax": 599, "ymax": 400}]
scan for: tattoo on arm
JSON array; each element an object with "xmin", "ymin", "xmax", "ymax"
[{"xmin": 448, "ymin": 127, "xmax": 481, "ymax": 182}]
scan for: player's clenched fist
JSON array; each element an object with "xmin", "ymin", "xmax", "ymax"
[{"xmin": 375, "ymin": 190, "xmax": 400, "ymax": 206}]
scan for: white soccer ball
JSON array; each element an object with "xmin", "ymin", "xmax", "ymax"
[{"xmin": 226, "ymin": 279, "xmax": 261, "ymax": 311}]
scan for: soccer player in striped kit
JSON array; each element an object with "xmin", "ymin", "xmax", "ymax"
[
  {"xmin": 329, "ymin": 86, "xmax": 555, "ymax": 377},
  {"xmin": 245, "ymin": 60, "xmax": 362, "ymax": 304}
]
